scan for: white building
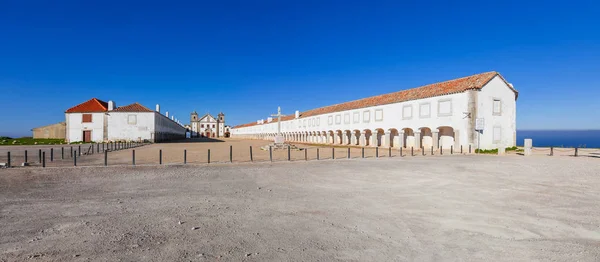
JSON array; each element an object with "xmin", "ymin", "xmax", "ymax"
[
  {"xmin": 231, "ymin": 71, "xmax": 518, "ymax": 150},
  {"xmin": 190, "ymin": 112, "xmax": 226, "ymax": 138},
  {"xmin": 65, "ymin": 98, "xmax": 186, "ymax": 143}
]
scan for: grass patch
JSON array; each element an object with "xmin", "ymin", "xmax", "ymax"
[
  {"xmin": 0, "ymin": 138, "xmax": 67, "ymax": 146},
  {"xmin": 475, "ymin": 146, "xmax": 519, "ymax": 154}
]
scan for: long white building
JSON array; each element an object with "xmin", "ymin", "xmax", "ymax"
[
  {"xmin": 65, "ymin": 98, "xmax": 186, "ymax": 143},
  {"xmin": 231, "ymin": 71, "xmax": 518, "ymax": 150}
]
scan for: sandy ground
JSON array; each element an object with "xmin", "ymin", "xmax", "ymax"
[
  {"xmin": 1, "ymin": 138, "xmax": 598, "ymax": 168},
  {"xmin": 1, "ymin": 155, "xmax": 599, "ymax": 261}
]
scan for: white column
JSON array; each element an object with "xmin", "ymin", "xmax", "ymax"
[
  {"xmin": 351, "ymin": 132, "xmax": 357, "ymax": 145},
  {"xmin": 371, "ymin": 130, "xmax": 378, "ymax": 147},
  {"xmin": 342, "ymin": 132, "xmax": 348, "ymax": 145},
  {"xmin": 433, "ymin": 129, "xmax": 439, "ymax": 149},
  {"xmin": 414, "ymin": 131, "xmax": 421, "ymax": 148},
  {"xmin": 454, "ymin": 130, "xmax": 460, "ymax": 150},
  {"xmin": 360, "ymin": 131, "xmax": 367, "ymax": 146},
  {"xmin": 384, "ymin": 131, "xmax": 391, "ymax": 147}
]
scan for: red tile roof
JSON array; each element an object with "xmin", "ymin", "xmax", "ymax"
[
  {"xmin": 112, "ymin": 102, "xmax": 154, "ymax": 112},
  {"xmin": 234, "ymin": 71, "xmax": 516, "ymax": 128},
  {"xmin": 65, "ymin": 98, "xmax": 109, "ymax": 113}
]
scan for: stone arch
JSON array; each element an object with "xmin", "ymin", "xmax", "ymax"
[
  {"xmin": 333, "ymin": 130, "xmax": 342, "ymax": 144},
  {"xmin": 388, "ymin": 128, "xmax": 400, "ymax": 148},
  {"xmin": 363, "ymin": 129, "xmax": 373, "ymax": 146},
  {"xmin": 402, "ymin": 128, "xmax": 414, "ymax": 148},
  {"xmin": 373, "ymin": 128, "xmax": 385, "ymax": 147},
  {"xmin": 327, "ymin": 130, "xmax": 335, "ymax": 144},
  {"xmin": 437, "ymin": 126, "xmax": 455, "ymax": 149},
  {"xmin": 343, "ymin": 130, "xmax": 352, "ymax": 145},
  {"xmin": 419, "ymin": 127, "xmax": 433, "ymax": 149},
  {"xmin": 352, "ymin": 130, "xmax": 361, "ymax": 145}
]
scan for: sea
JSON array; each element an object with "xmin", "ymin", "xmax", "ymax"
[{"xmin": 516, "ymin": 130, "xmax": 600, "ymax": 148}]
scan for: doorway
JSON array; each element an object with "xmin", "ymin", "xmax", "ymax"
[{"xmin": 83, "ymin": 130, "xmax": 92, "ymax": 143}]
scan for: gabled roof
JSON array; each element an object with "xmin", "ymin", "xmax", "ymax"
[
  {"xmin": 65, "ymin": 98, "xmax": 108, "ymax": 113},
  {"xmin": 234, "ymin": 71, "xmax": 517, "ymax": 128},
  {"xmin": 198, "ymin": 113, "xmax": 217, "ymax": 122},
  {"xmin": 112, "ymin": 102, "xmax": 154, "ymax": 112}
]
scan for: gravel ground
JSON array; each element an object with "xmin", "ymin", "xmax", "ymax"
[{"xmin": 1, "ymin": 155, "xmax": 599, "ymax": 261}]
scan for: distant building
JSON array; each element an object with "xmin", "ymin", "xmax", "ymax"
[
  {"xmin": 232, "ymin": 71, "xmax": 517, "ymax": 150},
  {"xmin": 189, "ymin": 112, "xmax": 226, "ymax": 138},
  {"xmin": 65, "ymin": 98, "xmax": 186, "ymax": 143},
  {"xmin": 32, "ymin": 122, "xmax": 66, "ymax": 139}
]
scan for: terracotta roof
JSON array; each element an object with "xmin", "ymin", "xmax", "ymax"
[
  {"xmin": 234, "ymin": 71, "xmax": 517, "ymax": 128},
  {"xmin": 65, "ymin": 98, "xmax": 108, "ymax": 113},
  {"xmin": 112, "ymin": 102, "xmax": 154, "ymax": 112}
]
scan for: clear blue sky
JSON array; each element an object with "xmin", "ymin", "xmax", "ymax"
[{"xmin": 1, "ymin": 1, "xmax": 599, "ymax": 137}]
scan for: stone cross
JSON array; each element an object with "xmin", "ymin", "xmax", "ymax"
[{"xmin": 271, "ymin": 106, "xmax": 284, "ymax": 135}]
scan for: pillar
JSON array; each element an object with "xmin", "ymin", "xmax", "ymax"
[
  {"xmin": 432, "ymin": 130, "xmax": 439, "ymax": 149},
  {"xmin": 342, "ymin": 132, "xmax": 348, "ymax": 145},
  {"xmin": 360, "ymin": 131, "xmax": 367, "ymax": 146},
  {"xmin": 414, "ymin": 131, "xmax": 421, "ymax": 148},
  {"xmin": 399, "ymin": 131, "xmax": 405, "ymax": 148},
  {"xmin": 322, "ymin": 134, "xmax": 327, "ymax": 144},
  {"xmin": 454, "ymin": 130, "xmax": 460, "ymax": 150},
  {"xmin": 524, "ymin": 139, "xmax": 532, "ymax": 156},
  {"xmin": 351, "ymin": 132, "xmax": 357, "ymax": 145},
  {"xmin": 371, "ymin": 130, "xmax": 378, "ymax": 147},
  {"xmin": 383, "ymin": 131, "xmax": 391, "ymax": 147}
]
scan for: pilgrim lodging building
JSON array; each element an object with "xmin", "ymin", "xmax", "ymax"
[
  {"xmin": 231, "ymin": 71, "xmax": 518, "ymax": 150},
  {"xmin": 65, "ymin": 98, "xmax": 187, "ymax": 143}
]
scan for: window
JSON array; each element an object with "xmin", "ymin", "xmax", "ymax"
[
  {"xmin": 201, "ymin": 124, "xmax": 204, "ymax": 128},
  {"xmin": 493, "ymin": 99, "xmax": 502, "ymax": 116},
  {"xmin": 438, "ymin": 99, "xmax": 452, "ymax": 116},
  {"xmin": 212, "ymin": 124, "xmax": 215, "ymax": 128},
  {"xmin": 328, "ymin": 116, "xmax": 333, "ymax": 125},
  {"xmin": 419, "ymin": 103, "xmax": 431, "ymax": 118},
  {"xmin": 335, "ymin": 115, "xmax": 341, "ymax": 124},
  {"xmin": 344, "ymin": 113, "xmax": 350, "ymax": 124},
  {"xmin": 375, "ymin": 109, "xmax": 383, "ymax": 121},
  {"xmin": 128, "ymin": 115, "xmax": 137, "ymax": 125},
  {"xmin": 493, "ymin": 126, "xmax": 502, "ymax": 142},
  {"xmin": 402, "ymin": 105, "xmax": 413, "ymax": 119},
  {"xmin": 363, "ymin": 111, "xmax": 370, "ymax": 123},
  {"xmin": 316, "ymin": 118, "xmax": 320, "ymax": 126},
  {"xmin": 353, "ymin": 112, "xmax": 360, "ymax": 123},
  {"xmin": 82, "ymin": 114, "xmax": 92, "ymax": 123}
]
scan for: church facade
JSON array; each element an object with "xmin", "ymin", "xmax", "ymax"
[
  {"xmin": 231, "ymin": 71, "xmax": 518, "ymax": 150},
  {"xmin": 189, "ymin": 112, "xmax": 227, "ymax": 138}
]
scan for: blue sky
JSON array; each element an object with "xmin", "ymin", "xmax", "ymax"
[{"xmin": 1, "ymin": 1, "xmax": 599, "ymax": 137}]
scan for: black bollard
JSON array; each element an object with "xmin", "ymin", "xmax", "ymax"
[
  {"xmin": 250, "ymin": 146, "xmax": 253, "ymax": 162},
  {"xmin": 132, "ymin": 150, "xmax": 136, "ymax": 166},
  {"xmin": 104, "ymin": 150, "xmax": 107, "ymax": 166},
  {"xmin": 431, "ymin": 146, "xmax": 434, "ymax": 155},
  {"xmin": 469, "ymin": 145, "xmax": 472, "ymax": 154},
  {"xmin": 400, "ymin": 147, "xmax": 403, "ymax": 157},
  {"xmin": 159, "ymin": 149, "xmax": 162, "ymax": 165},
  {"xmin": 71, "ymin": 146, "xmax": 73, "ymax": 158},
  {"xmin": 39, "ymin": 149, "xmax": 42, "ymax": 163},
  {"xmin": 184, "ymin": 149, "xmax": 187, "ymax": 164},
  {"xmin": 348, "ymin": 147, "xmax": 351, "ymax": 159},
  {"xmin": 51, "ymin": 148, "xmax": 54, "ymax": 162},
  {"xmin": 362, "ymin": 147, "xmax": 364, "ymax": 158},
  {"xmin": 461, "ymin": 145, "xmax": 463, "ymax": 154},
  {"xmin": 269, "ymin": 146, "xmax": 272, "ymax": 162},
  {"xmin": 376, "ymin": 147, "xmax": 379, "ymax": 158},
  {"xmin": 305, "ymin": 148, "xmax": 308, "ymax": 161},
  {"xmin": 42, "ymin": 152, "xmax": 46, "ymax": 168},
  {"xmin": 550, "ymin": 147, "xmax": 554, "ymax": 156},
  {"xmin": 441, "ymin": 147, "xmax": 443, "ymax": 155},
  {"xmin": 422, "ymin": 147, "xmax": 425, "ymax": 156},
  {"xmin": 332, "ymin": 148, "xmax": 335, "ymax": 159},
  {"xmin": 451, "ymin": 146, "xmax": 453, "ymax": 154},
  {"xmin": 411, "ymin": 147, "xmax": 414, "ymax": 156},
  {"xmin": 25, "ymin": 150, "xmax": 27, "ymax": 163},
  {"xmin": 288, "ymin": 146, "xmax": 291, "ymax": 161},
  {"xmin": 208, "ymin": 149, "xmax": 211, "ymax": 163},
  {"xmin": 74, "ymin": 151, "xmax": 77, "ymax": 166},
  {"xmin": 575, "ymin": 147, "xmax": 578, "ymax": 157},
  {"xmin": 79, "ymin": 145, "xmax": 81, "ymax": 156},
  {"xmin": 230, "ymin": 145, "xmax": 233, "ymax": 163},
  {"xmin": 317, "ymin": 148, "xmax": 320, "ymax": 160},
  {"xmin": 7, "ymin": 152, "xmax": 10, "ymax": 168},
  {"xmin": 61, "ymin": 147, "xmax": 64, "ymax": 159},
  {"xmin": 389, "ymin": 147, "xmax": 391, "ymax": 157},
  {"xmin": 97, "ymin": 143, "xmax": 99, "ymax": 153}
]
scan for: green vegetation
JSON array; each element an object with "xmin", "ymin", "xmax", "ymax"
[
  {"xmin": 0, "ymin": 138, "xmax": 67, "ymax": 146},
  {"xmin": 475, "ymin": 146, "xmax": 519, "ymax": 154}
]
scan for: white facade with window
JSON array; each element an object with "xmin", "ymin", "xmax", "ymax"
[{"xmin": 232, "ymin": 72, "xmax": 518, "ymax": 150}]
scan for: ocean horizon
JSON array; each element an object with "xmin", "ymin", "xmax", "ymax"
[{"xmin": 516, "ymin": 130, "xmax": 600, "ymax": 148}]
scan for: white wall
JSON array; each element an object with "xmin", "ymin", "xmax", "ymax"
[
  {"xmin": 107, "ymin": 112, "xmax": 155, "ymax": 141},
  {"xmin": 476, "ymin": 76, "xmax": 517, "ymax": 148},
  {"xmin": 154, "ymin": 113, "xmax": 187, "ymax": 141},
  {"xmin": 66, "ymin": 113, "xmax": 105, "ymax": 142}
]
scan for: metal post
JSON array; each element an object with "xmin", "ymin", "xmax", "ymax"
[
  {"xmin": 104, "ymin": 151, "xmax": 107, "ymax": 166},
  {"xmin": 42, "ymin": 152, "xmax": 46, "ymax": 168},
  {"xmin": 332, "ymin": 148, "xmax": 335, "ymax": 159},
  {"xmin": 575, "ymin": 147, "xmax": 578, "ymax": 157},
  {"xmin": 25, "ymin": 150, "xmax": 27, "ymax": 163},
  {"xmin": 288, "ymin": 146, "xmax": 291, "ymax": 161},
  {"xmin": 305, "ymin": 148, "xmax": 308, "ymax": 161},
  {"xmin": 389, "ymin": 147, "xmax": 391, "ymax": 157},
  {"xmin": 7, "ymin": 152, "xmax": 10, "ymax": 168},
  {"xmin": 61, "ymin": 147, "xmax": 64, "ymax": 159},
  {"xmin": 250, "ymin": 146, "xmax": 253, "ymax": 162},
  {"xmin": 39, "ymin": 149, "xmax": 42, "ymax": 163},
  {"xmin": 376, "ymin": 147, "xmax": 379, "ymax": 158},
  {"xmin": 431, "ymin": 146, "xmax": 434, "ymax": 155},
  {"xmin": 461, "ymin": 145, "xmax": 463, "ymax": 154},
  {"xmin": 74, "ymin": 151, "xmax": 77, "ymax": 166},
  {"xmin": 184, "ymin": 149, "xmax": 187, "ymax": 164},
  {"xmin": 208, "ymin": 149, "xmax": 211, "ymax": 163},
  {"xmin": 441, "ymin": 147, "xmax": 443, "ymax": 155},
  {"xmin": 422, "ymin": 147, "xmax": 425, "ymax": 156},
  {"xmin": 400, "ymin": 147, "xmax": 403, "ymax": 157},
  {"xmin": 361, "ymin": 147, "xmax": 364, "ymax": 158},
  {"xmin": 317, "ymin": 148, "xmax": 320, "ymax": 160},
  {"xmin": 71, "ymin": 146, "xmax": 73, "ymax": 157},
  {"xmin": 230, "ymin": 145, "xmax": 233, "ymax": 163},
  {"xmin": 50, "ymin": 148, "xmax": 54, "ymax": 162},
  {"xmin": 411, "ymin": 147, "xmax": 414, "ymax": 156},
  {"xmin": 159, "ymin": 149, "xmax": 162, "ymax": 165},
  {"xmin": 79, "ymin": 145, "xmax": 81, "ymax": 156},
  {"xmin": 97, "ymin": 143, "xmax": 99, "ymax": 153},
  {"xmin": 550, "ymin": 147, "xmax": 554, "ymax": 156},
  {"xmin": 451, "ymin": 146, "xmax": 453, "ymax": 154},
  {"xmin": 132, "ymin": 150, "xmax": 135, "ymax": 166},
  {"xmin": 348, "ymin": 147, "xmax": 351, "ymax": 159},
  {"xmin": 269, "ymin": 146, "xmax": 272, "ymax": 162},
  {"xmin": 469, "ymin": 145, "xmax": 472, "ymax": 154}
]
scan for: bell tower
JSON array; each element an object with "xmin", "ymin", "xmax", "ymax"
[{"xmin": 217, "ymin": 112, "xmax": 225, "ymax": 137}]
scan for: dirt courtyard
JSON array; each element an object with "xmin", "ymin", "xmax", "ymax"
[{"xmin": 1, "ymin": 155, "xmax": 599, "ymax": 261}]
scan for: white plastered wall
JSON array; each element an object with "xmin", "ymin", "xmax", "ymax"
[{"xmin": 65, "ymin": 113, "xmax": 105, "ymax": 143}]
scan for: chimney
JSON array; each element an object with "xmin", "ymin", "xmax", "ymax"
[
  {"xmin": 166, "ymin": 111, "xmax": 169, "ymax": 118},
  {"xmin": 267, "ymin": 117, "xmax": 273, "ymax": 123},
  {"xmin": 171, "ymin": 116, "xmax": 174, "ymax": 120},
  {"xmin": 108, "ymin": 101, "xmax": 116, "ymax": 111},
  {"xmin": 295, "ymin": 110, "xmax": 300, "ymax": 119},
  {"xmin": 155, "ymin": 104, "xmax": 160, "ymax": 112}
]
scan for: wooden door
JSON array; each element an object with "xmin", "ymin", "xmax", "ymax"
[{"xmin": 83, "ymin": 130, "xmax": 91, "ymax": 142}]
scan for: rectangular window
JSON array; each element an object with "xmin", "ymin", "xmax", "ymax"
[
  {"xmin": 82, "ymin": 114, "xmax": 92, "ymax": 123},
  {"xmin": 419, "ymin": 103, "xmax": 430, "ymax": 118},
  {"xmin": 335, "ymin": 115, "xmax": 341, "ymax": 124},
  {"xmin": 344, "ymin": 113, "xmax": 350, "ymax": 124},
  {"xmin": 328, "ymin": 116, "xmax": 333, "ymax": 125},
  {"xmin": 375, "ymin": 109, "xmax": 383, "ymax": 121},
  {"xmin": 402, "ymin": 105, "xmax": 412, "ymax": 119},
  {"xmin": 493, "ymin": 126, "xmax": 502, "ymax": 142},
  {"xmin": 127, "ymin": 115, "xmax": 137, "ymax": 125},
  {"xmin": 363, "ymin": 111, "xmax": 370, "ymax": 123},
  {"xmin": 316, "ymin": 118, "xmax": 320, "ymax": 126},
  {"xmin": 493, "ymin": 99, "xmax": 502, "ymax": 116},
  {"xmin": 353, "ymin": 112, "xmax": 360, "ymax": 123},
  {"xmin": 438, "ymin": 100, "xmax": 452, "ymax": 116}
]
